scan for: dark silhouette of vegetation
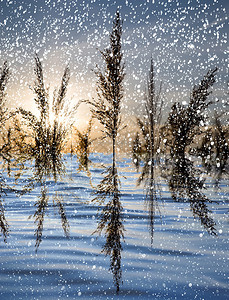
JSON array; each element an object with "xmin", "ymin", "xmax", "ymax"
[
  {"xmin": 163, "ymin": 156, "xmax": 217, "ymax": 235},
  {"xmin": 0, "ymin": 61, "xmax": 12, "ymax": 167},
  {"xmin": 0, "ymin": 62, "xmax": 26, "ymax": 244},
  {"xmin": 211, "ymin": 112, "xmax": 229, "ymax": 172},
  {"xmin": 132, "ymin": 60, "xmax": 163, "ymax": 182},
  {"xmin": 165, "ymin": 68, "xmax": 218, "ymax": 160},
  {"xmin": 6, "ymin": 55, "xmax": 74, "ymax": 250},
  {"xmin": 86, "ymin": 12, "xmax": 125, "ymax": 293},
  {"xmin": 200, "ymin": 114, "xmax": 228, "ymax": 167},
  {"xmin": 0, "ymin": 61, "xmax": 11, "ymax": 243},
  {"xmin": 16, "ymin": 54, "xmax": 78, "ymax": 181},
  {"xmin": 145, "ymin": 175, "xmax": 160, "ymax": 244},
  {"xmin": 132, "ymin": 132, "xmax": 141, "ymax": 172},
  {"xmin": 32, "ymin": 184, "xmax": 49, "ymax": 250},
  {"xmin": 132, "ymin": 66, "xmax": 220, "ymax": 240},
  {"xmin": 0, "ymin": 61, "xmax": 10, "ymax": 125},
  {"xmin": 75, "ymin": 118, "xmax": 93, "ymax": 173},
  {"xmin": 29, "ymin": 178, "xmax": 70, "ymax": 252},
  {"xmin": 162, "ymin": 68, "xmax": 219, "ymax": 235},
  {"xmin": 191, "ymin": 112, "xmax": 229, "ymax": 185},
  {"xmin": 93, "ymin": 166, "xmax": 124, "ymax": 292},
  {"xmin": 132, "ymin": 59, "xmax": 163, "ymax": 243}
]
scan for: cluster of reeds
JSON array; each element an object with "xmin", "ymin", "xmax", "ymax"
[
  {"xmin": 14, "ymin": 54, "xmax": 78, "ymax": 182},
  {"xmin": 16, "ymin": 54, "xmax": 75, "ymax": 248},
  {"xmin": 0, "ymin": 56, "xmax": 76, "ymax": 248},
  {"xmin": 161, "ymin": 68, "xmax": 226, "ymax": 231},
  {"xmin": 132, "ymin": 66, "xmax": 223, "ymax": 239}
]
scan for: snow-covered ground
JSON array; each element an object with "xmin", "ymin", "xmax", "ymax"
[{"xmin": 0, "ymin": 154, "xmax": 228, "ymax": 299}]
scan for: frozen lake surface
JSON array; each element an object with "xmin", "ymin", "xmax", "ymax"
[{"xmin": 0, "ymin": 154, "xmax": 228, "ymax": 299}]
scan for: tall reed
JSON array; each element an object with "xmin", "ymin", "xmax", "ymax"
[
  {"xmin": 86, "ymin": 12, "xmax": 125, "ymax": 293},
  {"xmin": 132, "ymin": 59, "xmax": 163, "ymax": 243}
]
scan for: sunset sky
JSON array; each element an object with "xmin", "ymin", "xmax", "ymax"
[{"xmin": 1, "ymin": 0, "xmax": 228, "ymax": 127}]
